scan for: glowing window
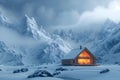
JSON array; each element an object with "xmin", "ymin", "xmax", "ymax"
[
  {"xmin": 79, "ymin": 51, "xmax": 90, "ymax": 58},
  {"xmin": 78, "ymin": 59, "xmax": 90, "ymax": 64},
  {"xmin": 78, "ymin": 50, "xmax": 91, "ymax": 65}
]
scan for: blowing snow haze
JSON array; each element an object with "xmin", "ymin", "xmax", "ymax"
[{"xmin": 0, "ymin": 0, "xmax": 120, "ymax": 65}]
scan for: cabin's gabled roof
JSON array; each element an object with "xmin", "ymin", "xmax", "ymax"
[{"xmin": 63, "ymin": 47, "xmax": 86, "ymax": 59}]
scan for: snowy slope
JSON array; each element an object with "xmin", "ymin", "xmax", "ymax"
[
  {"xmin": 91, "ymin": 20, "xmax": 120, "ymax": 64},
  {"xmin": 0, "ymin": 65, "xmax": 119, "ymax": 80},
  {"xmin": 0, "ymin": 41, "xmax": 22, "ymax": 65}
]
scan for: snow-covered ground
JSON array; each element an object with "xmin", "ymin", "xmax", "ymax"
[{"xmin": 0, "ymin": 64, "xmax": 119, "ymax": 80}]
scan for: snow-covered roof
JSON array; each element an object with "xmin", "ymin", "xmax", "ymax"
[{"xmin": 63, "ymin": 47, "xmax": 85, "ymax": 59}]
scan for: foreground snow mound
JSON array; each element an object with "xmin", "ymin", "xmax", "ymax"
[
  {"xmin": 0, "ymin": 65, "xmax": 119, "ymax": 80},
  {"xmin": 0, "ymin": 41, "xmax": 23, "ymax": 65},
  {"xmin": 27, "ymin": 70, "xmax": 53, "ymax": 78}
]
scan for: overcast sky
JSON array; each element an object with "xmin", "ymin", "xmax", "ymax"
[{"xmin": 0, "ymin": 0, "xmax": 120, "ymax": 30}]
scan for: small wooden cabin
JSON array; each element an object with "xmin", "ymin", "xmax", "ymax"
[{"xmin": 62, "ymin": 47, "xmax": 96, "ymax": 66}]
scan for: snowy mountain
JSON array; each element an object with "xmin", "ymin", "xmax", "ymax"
[
  {"xmin": 91, "ymin": 20, "xmax": 120, "ymax": 64},
  {"xmin": 25, "ymin": 15, "xmax": 71, "ymax": 53},
  {"xmin": 0, "ymin": 14, "xmax": 72, "ymax": 65},
  {"xmin": 0, "ymin": 41, "xmax": 22, "ymax": 65},
  {"xmin": 0, "ymin": 12, "xmax": 120, "ymax": 65},
  {"xmin": 20, "ymin": 15, "xmax": 72, "ymax": 65},
  {"xmin": 53, "ymin": 19, "xmax": 120, "ymax": 64}
]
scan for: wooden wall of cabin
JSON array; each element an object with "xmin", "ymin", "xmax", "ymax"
[{"xmin": 62, "ymin": 59, "xmax": 74, "ymax": 65}]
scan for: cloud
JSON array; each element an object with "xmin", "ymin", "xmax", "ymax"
[
  {"xmin": 75, "ymin": 0, "xmax": 120, "ymax": 29},
  {"xmin": 44, "ymin": 0, "xmax": 119, "ymax": 30},
  {"xmin": 0, "ymin": 0, "xmax": 119, "ymax": 48},
  {"xmin": 55, "ymin": 10, "xmax": 80, "ymax": 25},
  {"xmin": 0, "ymin": 26, "xmax": 40, "ymax": 47},
  {"xmin": 1, "ymin": 0, "xmax": 119, "ymax": 32},
  {"xmin": 0, "ymin": 0, "xmax": 111, "ymax": 27}
]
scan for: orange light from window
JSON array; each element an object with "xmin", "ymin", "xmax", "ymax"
[
  {"xmin": 79, "ymin": 51, "xmax": 90, "ymax": 57},
  {"xmin": 78, "ymin": 59, "xmax": 90, "ymax": 64},
  {"xmin": 78, "ymin": 50, "xmax": 91, "ymax": 65}
]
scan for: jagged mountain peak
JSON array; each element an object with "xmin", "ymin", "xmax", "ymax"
[
  {"xmin": 0, "ymin": 14, "xmax": 72, "ymax": 65},
  {"xmin": 25, "ymin": 15, "xmax": 72, "ymax": 53},
  {"xmin": 103, "ymin": 19, "xmax": 117, "ymax": 31},
  {"xmin": 25, "ymin": 15, "xmax": 52, "ymax": 41}
]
